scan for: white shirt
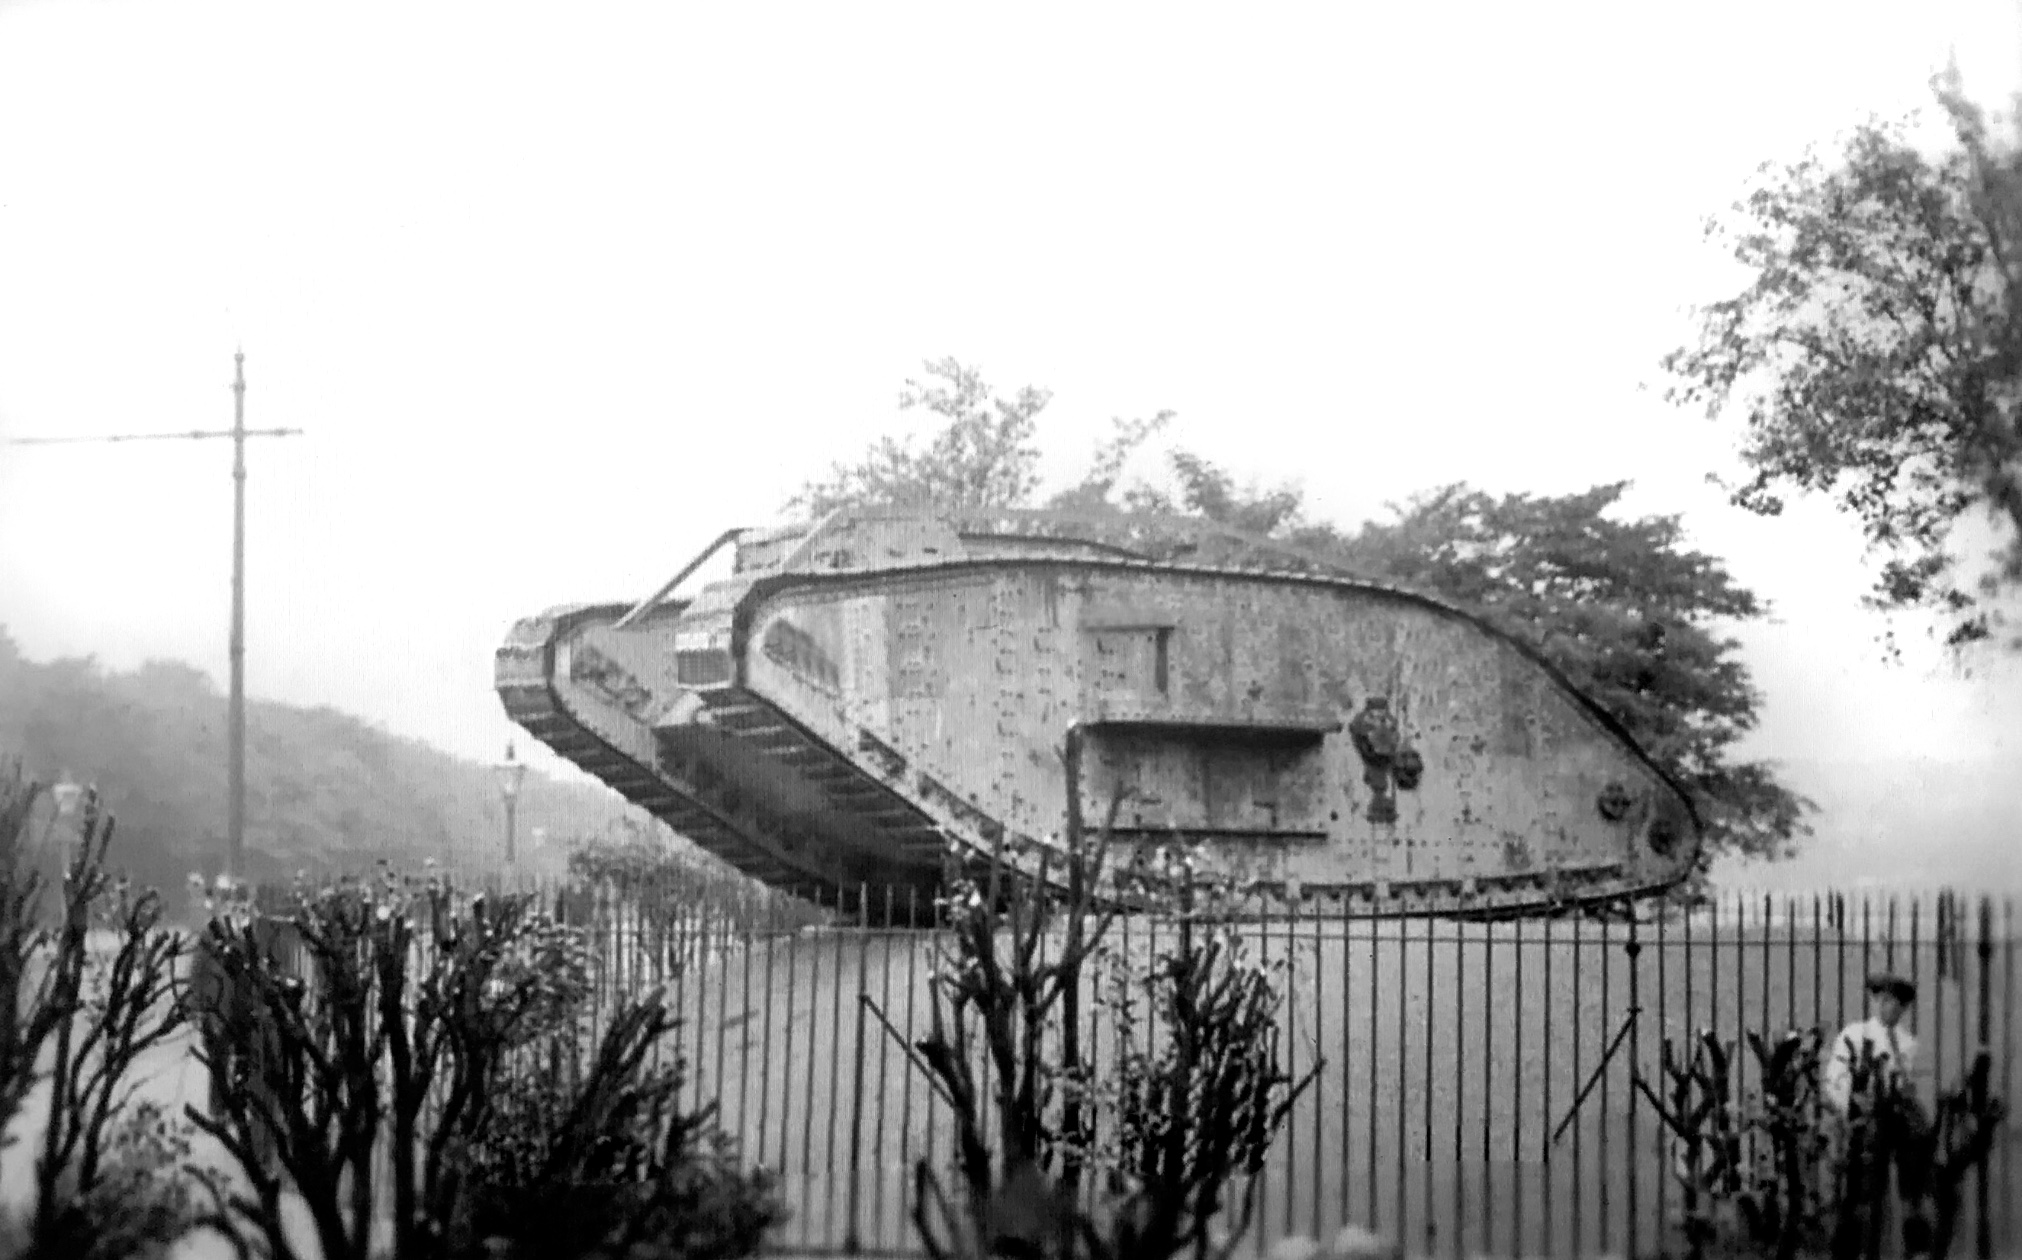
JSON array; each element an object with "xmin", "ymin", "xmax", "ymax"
[{"xmin": 1821, "ymin": 1017, "xmax": 1919, "ymax": 1112}]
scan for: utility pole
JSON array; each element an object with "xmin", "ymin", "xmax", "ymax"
[
  {"xmin": 4, "ymin": 351, "xmax": 303, "ymax": 878},
  {"xmin": 228, "ymin": 352, "xmax": 250, "ymax": 881}
]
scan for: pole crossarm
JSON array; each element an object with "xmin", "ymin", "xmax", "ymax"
[{"xmin": 4, "ymin": 428, "xmax": 303, "ymax": 445}]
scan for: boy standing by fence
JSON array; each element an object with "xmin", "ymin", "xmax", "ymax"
[{"xmin": 1823, "ymin": 972, "xmax": 1936, "ymax": 1258}]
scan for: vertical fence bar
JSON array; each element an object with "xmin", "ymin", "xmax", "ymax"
[
  {"xmin": 1784, "ymin": 894, "xmax": 1796, "ymax": 1032},
  {"xmin": 1625, "ymin": 916, "xmax": 1641, "ymax": 1260},
  {"xmin": 697, "ymin": 901, "xmax": 716, "ymax": 1116},
  {"xmin": 1366, "ymin": 912, "xmax": 1378, "ymax": 1236},
  {"xmin": 1146, "ymin": 903, "xmax": 1164, "ymax": 1211},
  {"xmin": 871, "ymin": 886, "xmax": 895, "ymax": 1249},
  {"xmin": 1760, "ymin": 893, "xmax": 1773, "ymax": 1045},
  {"xmin": 799, "ymin": 889, "xmax": 824, "ymax": 1248},
  {"xmin": 1415, "ymin": 910, "xmax": 1431, "ymax": 1253},
  {"xmin": 715, "ymin": 905, "xmax": 733, "ymax": 1127},
  {"xmin": 1512, "ymin": 912, "xmax": 1525, "ymax": 1260},
  {"xmin": 1479, "ymin": 917, "xmax": 1494, "ymax": 1260},
  {"xmin": 1836, "ymin": 892, "xmax": 1848, "ymax": 1036},
  {"xmin": 1819, "ymin": 885, "xmax": 1835, "ymax": 1035},
  {"xmin": 1956, "ymin": 894, "xmax": 1969, "ymax": 1111},
  {"xmin": 1311, "ymin": 898, "xmax": 1326, "ymax": 1242},
  {"xmin": 1279, "ymin": 902, "xmax": 1296, "ymax": 1247},
  {"xmin": 824, "ymin": 886, "xmax": 852, "ymax": 1246},
  {"xmin": 844, "ymin": 885, "xmax": 871, "ymax": 1254},
  {"xmin": 1540, "ymin": 910, "xmax": 1554, "ymax": 1260},
  {"xmin": 1933, "ymin": 897, "xmax": 1947, "ymax": 1100},
  {"xmin": 758, "ymin": 900, "xmax": 778, "ymax": 1173},
  {"xmin": 667, "ymin": 900, "xmax": 685, "ymax": 1109},
  {"xmin": 1572, "ymin": 908, "xmax": 1585, "ymax": 1259},
  {"xmin": 780, "ymin": 894, "xmax": 803, "ymax": 1235},
  {"xmin": 1395, "ymin": 914, "xmax": 1408, "ymax": 1247},
  {"xmin": 1975, "ymin": 895, "xmax": 1993, "ymax": 1259},
  {"xmin": 1689, "ymin": 891, "xmax": 1704, "ymax": 1260},
  {"xmin": 900, "ymin": 885, "xmax": 922, "ymax": 1237},
  {"xmin": 1110, "ymin": 896, "xmax": 1133, "ymax": 1224},
  {"xmin": 737, "ymin": 906, "xmax": 756, "ymax": 1154},
  {"xmin": 1912, "ymin": 898, "xmax": 1926, "ymax": 1067},
  {"xmin": 1422, "ymin": 911, "xmax": 1436, "ymax": 1259},
  {"xmin": 1956, "ymin": 894, "xmax": 1971, "ymax": 1247},
  {"xmin": 1711, "ymin": 891, "xmax": 1724, "ymax": 1093},
  {"xmin": 589, "ymin": 894, "xmax": 607, "ymax": 1086},
  {"xmin": 2000, "ymin": 898, "xmax": 2014, "ymax": 1256},
  {"xmin": 1453, "ymin": 915, "xmax": 1467, "ymax": 1260},
  {"xmin": 1732, "ymin": 895, "xmax": 1745, "ymax": 1156},
  {"xmin": 1657, "ymin": 896, "xmax": 1671, "ymax": 1258},
  {"xmin": 1861, "ymin": 896, "xmax": 1873, "ymax": 1027},
  {"xmin": 1599, "ymin": 910, "xmax": 1612, "ymax": 1258},
  {"xmin": 1339, "ymin": 902, "xmax": 1353, "ymax": 1238}
]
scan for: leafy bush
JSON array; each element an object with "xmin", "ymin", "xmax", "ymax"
[
  {"xmin": 19, "ymin": 1101, "xmax": 201, "ymax": 1260},
  {"xmin": 466, "ymin": 998, "xmax": 785, "ymax": 1260}
]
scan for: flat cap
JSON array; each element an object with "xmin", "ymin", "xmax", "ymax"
[{"xmin": 1866, "ymin": 972, "xmax": 1917, "ymax": 1004}]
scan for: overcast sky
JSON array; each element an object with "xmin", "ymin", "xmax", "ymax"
[{"xmin": 2, "ymin": 0, "xmax": 2019, "ymax": 885}]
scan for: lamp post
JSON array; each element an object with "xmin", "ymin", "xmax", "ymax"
[{"xmin": 493, "ymin": 743, "xmax": 527, "ymax": 867}]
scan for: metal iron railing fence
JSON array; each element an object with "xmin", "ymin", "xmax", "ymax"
[
  {"xmin": 204, "ymin": 883, "xmax": 2019, "ymax": 1257},
  {"xmin": 537, "ymin": 887, "xmax": 2019, "ymax": 1260}
]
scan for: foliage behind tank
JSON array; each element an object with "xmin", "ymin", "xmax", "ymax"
[{"xmin": 496, "ymin": 509, "xmax": 1700, "ymax": 915}]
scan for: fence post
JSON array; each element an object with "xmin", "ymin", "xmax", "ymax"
[
  {"xmin": 1976, "ymin": 896, "xmax": 1993, "ymax": 1260},
  {"xmin": 1625, "ymin": 915, "xmax": 1642, "ymax": 1260},
  {"xmin": 844, "ymin": 884, "xmax": 871, "ymax": 1254}
]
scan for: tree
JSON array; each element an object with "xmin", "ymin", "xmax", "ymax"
[
  {"xmin": 790, "ymin": 361, "xmax": 1808, "ymax": 860},
  {"xmin": 1664, "ymin": 72, "xmax": 2022, "ymax": 648},
  {"xmin": 789, "ymin": 357, "xmax": 1052, "ymax": 515},
  {"xmin": 790, "ymin": 356, "xmax": 1174, "ymax": 518}
]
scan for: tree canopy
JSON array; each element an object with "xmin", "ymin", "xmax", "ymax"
[
  {"xmin": 791, "ymin": 361, "xmax": 1812, "ymax": 861},
  {"xmin": 790, "ymin": 355, "xmax": 1175, "ymax": 518},
  {"xmin": 1665, "ymin": 73, "xmax": 2022, "ymax": 647},
  {"xmin": 790, "ymin": 357, "xmax": 1052, "ymax": 515}
]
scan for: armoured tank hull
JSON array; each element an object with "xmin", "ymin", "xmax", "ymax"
[{"xmin": 495, "ymin": 511, "xmax": 1700, "ymax": 916}]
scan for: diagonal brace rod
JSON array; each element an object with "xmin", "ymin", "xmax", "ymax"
[{"xmin": 1550, "ymin": 1006, "xmax": 1641, "ymax": 1150}]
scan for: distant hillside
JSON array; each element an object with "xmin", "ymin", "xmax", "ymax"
[{"xmin": 0, "ymin": 628, "xmax": 682, "ymax": 897}]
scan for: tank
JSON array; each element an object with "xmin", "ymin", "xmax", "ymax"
[{"xmin": 495, "ymin": 508, "xmax": 1700, "ymax": 916}]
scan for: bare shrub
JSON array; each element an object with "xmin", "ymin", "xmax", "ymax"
[
  {"xmin": 186, "ymin": 867, "xmax": 783, "ymax": 1260},
  {"xmin": 0, "ymin": 763, "xmax": 198, "ymax": 1260}
]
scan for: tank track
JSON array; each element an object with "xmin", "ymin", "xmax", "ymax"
[{"xmin": 498, "ymin": 603, "xmax": 945, "ymax": 910}]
